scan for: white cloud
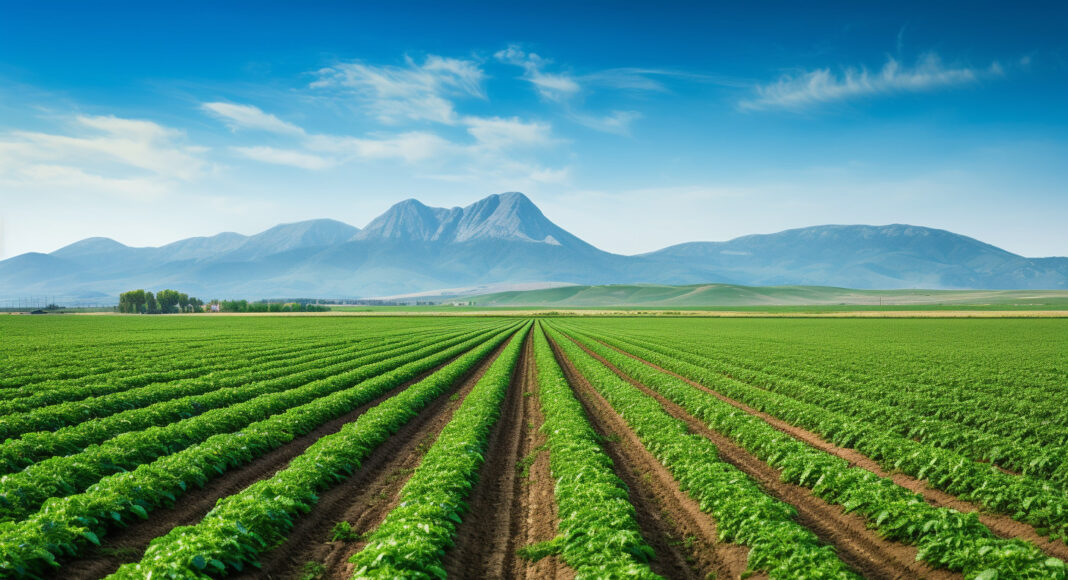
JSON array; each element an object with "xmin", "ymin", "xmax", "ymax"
[
  {"xmin": 463, "ymin": 116, "xmax": 554, "ymax": 149},
  {"xmin": 570, "ymin": 110, "xmax": 641, "ymax": 135},
  {"xmin": 495, "ymin": 45, "xmax": 580, "ymax": 101},
  {"xmin": 232, "ymin": 146, "xmax": 333, "ymax": 170},
  {"xmin": 311, "ymin": 55, "xmax": 485, "ymax": 124},
  {"xmin": 0, "ymin": 115, "xmax": 209, "ymax": 200},
  {"xmin": 742, "ymin": 53, "xmax": 1004, "ymax": 110},
  {"xmin": 10, "ymin": 164, "xmax": 171, "ymax": 200},
  {"xmin": 307, "ymin": 132, "xmax": 455, "ymax": 164},
  {"xmin": 202, "ymin": 102, "xmax": 305, "ymax": 136}
]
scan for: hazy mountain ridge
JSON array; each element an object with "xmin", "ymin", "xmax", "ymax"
[{"xmin": 1, "ymin": 192, "xmax": 1065, "ymax": 300}]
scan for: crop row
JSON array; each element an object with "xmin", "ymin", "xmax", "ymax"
[
  {"xmin": 0, "ymin": 336, "xmax": 352, "ymax": 413},
  {"xmin": 0, "ymin": 322, "xmax": 480, "ymax": 415},
  {"xmin": 0, "ymin": 334, "xmax": 347, "ymax": 397},
  {"xmin": 0, "ymin": 328, "xmax": 478, "ymax": 476},
  {"xmin": 528, "ymin": 325, "xmax": 660, "ymax": 578},
  {"xmin": 0, "ymin": 322, "xmax": 519, "ymax": 577},
  {"xmin": 557, "ymin": 326, "xmax": 1065, "ymax": 578},
  {"xmin": 0, "ymin": 325, "xmax": 506, "ymax": 522},
  {"xmin": 544, "ymin": 325, "xmax": 857, "ymax": 579},
  {"xmin": 105, "ymin": 324, "xmax": 525, "ymax": 579},
  {"xmin": 600, "ymin": 323, "xmax": 1068, "ymax": 442},
  {"xmin": 573, "ymin": 325, "xmax": 1068, "ymax": 543},
  {"xmin": 350, "ymin": 324, "xmax": 530, "ymax": 578},
  {"xmin": 594, "ymin": 327, "xmax": 1068, "ymax": 475}
]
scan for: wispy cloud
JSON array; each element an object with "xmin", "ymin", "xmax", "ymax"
[
  {"xmin": 741, "ymin": 53, "xmax": 1004, "ymax": 111},
  {"xmin": 494, "ymin": 45, "xmax": 580, "ymax": 101},
  {"xmin": 463, "ymin": 116, "xmax": 554, "ymax": 149},
  {"xmin": 570, "ymin": 110, "xmax": 641, "ymax": 135},
  {"xmin": 311, "ymin": 55, "xmax": 485, "ymax": 124},
  {"xmin": 0, "ymin": 115, "xmax": 209, "ymax": 199},
  {"xmin": 202, "ymin": 102, "xmax": 305, "ymax": 136},
  {"xmin": 231, "ymin": 146, "xmax": 332, "ymax": 170}
]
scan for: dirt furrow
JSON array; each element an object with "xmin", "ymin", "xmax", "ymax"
[
  {"xmin": 593, "ymin": 336, "xmax": 1068, "ymax": 562},
  {"xmin": 52, "ymin": 346, "xmax": 485, "ymax": 580},
  {"xmin": 230, "ymin": 337, "xmax": 514, "ymax": 580},
  {"xmin": 566, "ymin": 335, "xmax": 955, "ymax": 580},
  {"xmin": 549, "ymin": 337, "xmax": 753, "ymax": 580},
  {"xmin": 442, "ymin": 329, "xmax": 573, "ymax": 579}
]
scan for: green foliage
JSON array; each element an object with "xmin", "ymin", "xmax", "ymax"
[
  {"xmin": 0, "ymin": 322, "xmax": 517, "ymax": 577},
  {"xmin": 553, "ymin": 323, "xmax": 1067, "ymax": 578},
  {"xmin": 545, "ymin": 325, "xmax": 856, "ymax": 579},
  {"xmin": 330, "ymin": 521, "xmax": 360, "ymax": 542},
  {"xmin": 530, "ymin": 325, "xmax": 662, "ymax": 578},
  {"xmin": 105, "ymin": 324, "xmax": 522, "ymax": 579}
]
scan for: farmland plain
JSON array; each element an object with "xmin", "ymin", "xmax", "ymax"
[{"xmin": 0, "ymin": 315, "xmax": 1065, "ymax": 579}]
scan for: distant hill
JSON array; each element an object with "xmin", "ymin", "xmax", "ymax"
[
  {"xmin": 1, "ymin": 192, "xmax": 1065, "ymax": 300},
  {"xmin": 466, "ymin": 284, "xmax": 1068, "ymax": 308}
]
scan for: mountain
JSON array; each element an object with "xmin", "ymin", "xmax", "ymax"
[
  {"xmin": 1, "ymin": 193, "xmax": 1065, "ymax": 301},
  {"xmin": 641, "ymin": 224, "xmax": 1068, "ymax": 289},
  {"xmin": 466, "ymin": 284, "xmax": 1068, "ymax": 308}
]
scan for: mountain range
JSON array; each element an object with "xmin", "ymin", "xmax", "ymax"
[{"xmin": 1, "ymin": 192, "xmax": 1065, "ymax": 300}]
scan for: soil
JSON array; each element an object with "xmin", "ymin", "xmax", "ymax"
[
  {"xmin": 591, "ymin": 336, "xmax": 1068, "ymax": 563},
  {"xmin": 562, "ymin": 333, "xmax": 957, "ymax": 580},
  {"xmin": 549, "ymin": 336, "xmax": 757, "ymax": 580},
  {"xmin": 442, "ymin": 328, "xmax": 573, "ymax": 579}
]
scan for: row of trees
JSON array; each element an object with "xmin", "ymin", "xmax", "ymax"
[
  {"xmin": 118, "ymin": 289, "xmax": 204, "ymax": 314},
  {"xmin": 218, "ymin": 300, "xmax": 330, "ymax": 313},
  {"xmin": 118, "ymin": 290, "xmax": 331, "ymax": 314}
]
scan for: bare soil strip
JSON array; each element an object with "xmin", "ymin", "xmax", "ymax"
[
  {"xmin": 52, "ymin": 343, "xmax": 494, "ymax": 580},
  {"xmin": 593, "ymin": 337, "xmax": 1068, "ymax": 562},
  {"xmin": 567, "ymin": 336, "xmax": 955, "ymax": 580},
  {"xmin": 443, "ymin": 329, "xmax": 573, "ymax": 579},
  {"xmin": 550, "ymin": 337, "xmax": 754, "ymax": 580},
  {"xmin": 232, "ymin": 337, "xmax": 515, "ymax": 580}
]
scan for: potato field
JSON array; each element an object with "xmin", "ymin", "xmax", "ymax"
[{"xmin": 0, "ymin": 315, "xmax": 1066, "ymax": 579}]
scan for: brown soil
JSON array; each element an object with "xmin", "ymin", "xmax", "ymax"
[
  {"xmin": 562, "ymin": 333, "xmax": 957, "ymax": 580},
  {"xmin": 231, "ymin": 336, "xmax": 516, "ymax": 580},
  {"xmin": 549, "ymin": 336, "xmax": 756, "ymax": 580},
  {"xmin": 592, "ymin": 336, "xmax": 1068, "ymax": 563},
  {"xmin": 51, "ymin": 344, "xmax": 492, "ymax": 580},
  {"xmin": 442, "ymin": 329, "xmax": 574, "ymax": 579}
]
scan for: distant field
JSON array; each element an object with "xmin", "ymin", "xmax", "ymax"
[
  {"xmin": 464, "ymin": 283, "xmax": 1068, "ymax": 309},
  {"xmin": 1, "ymin": 315, "xmax": 1065, "ymax": 578}
]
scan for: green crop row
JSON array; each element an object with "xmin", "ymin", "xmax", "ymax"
[
  {"xmin": 573, "ymin": 326, "xmax": 1068, "ymax": 543},
  {"xmin": 0, "ymin": 328, "xmax": 472, "ymax": 475},
  {"xmin": 584, "ymin": 321, "xmax": 1068, "ymax": 443},
  {"xmin": 544, "ymin": 325, "xmax": 858, "ymax": 579},
  {"xmin": 0, "ymin": 337, "xmax": 353, "ymax": 415},
  {"xmin": 0, "ymin": 326, "xmax": 503, "ymax": 522},
  {"xmin": 557, "ymin": 326, "xmax": 1066, "ymax": 579},
  {"xmin": 0, "ymin": 322, "xmax": 518, "ymax": 578},
  {"xmin": 104, "ymin": 324, "xmax": 524, "ymax": 580},
  {"xmin": 349, "ymin": 323, "xmax": 529, "ymax": 578},
  {"xmin": 528, "ymin": 324, "xmax": 660, "ymax": 578},
  {"xmin": 590, "ymin": 327, "xmax": 1068, "ymax": 480}
]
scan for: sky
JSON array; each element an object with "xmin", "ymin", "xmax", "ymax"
[{"xmin": 1, "ymin": 1, "xmax": 1066, "ymax": 259}]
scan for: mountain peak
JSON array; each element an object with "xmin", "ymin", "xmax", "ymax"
[
  {"xmin": 51, "ymin": 237, "xmax": 129, "ymax": 258},
  {"xmin": 354, "ymin": 192, "xmax": 580, "ymax": 247}
]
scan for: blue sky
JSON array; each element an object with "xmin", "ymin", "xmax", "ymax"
[{"xmin": 1, "ymin": 1, "xmax": 1066, "ymax": 259}]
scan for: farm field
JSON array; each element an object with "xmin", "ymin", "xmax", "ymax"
[{"xmin": 0, "ymin": 315, "xmax": 1066, "ymax": 579}]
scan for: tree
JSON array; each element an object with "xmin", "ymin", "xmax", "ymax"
[{"xmin": 145, "ymin": 291, "xmax": 158, "ymax": 314}]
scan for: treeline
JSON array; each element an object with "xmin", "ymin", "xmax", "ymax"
[
  {"xmin": 217, "ymin": 300, "xmax": 330, "ymax": 313},
  {"xmin": 117, "ymin": 290, "xmax": 330, "ymax": 314},
  {"xmin": 118, "ymin": 290, "xmax": 204, "ymax": 314}
]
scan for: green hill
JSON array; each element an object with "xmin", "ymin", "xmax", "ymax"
[{"xmin": 465, "ymin": 284, "xmax": 1068, "ymax": 309}]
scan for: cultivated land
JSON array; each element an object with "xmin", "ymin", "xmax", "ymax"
[{"xmin": 0, "ymin": 315, "xmax": 1066, "ymax": 579}]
